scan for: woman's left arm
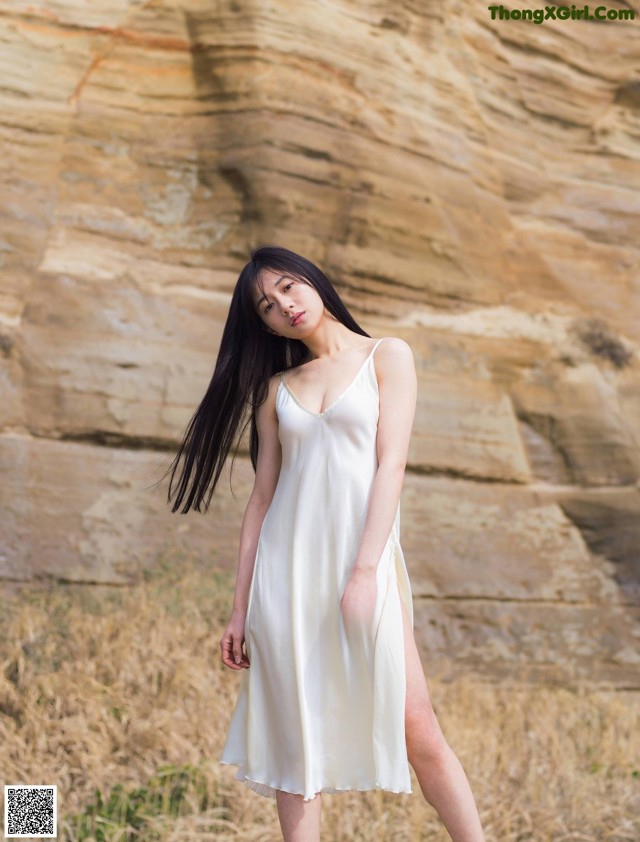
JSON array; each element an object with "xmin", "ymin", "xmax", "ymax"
[{"xmin": 353, "ymin": 337, "xmax": 417, "ymax": 573}]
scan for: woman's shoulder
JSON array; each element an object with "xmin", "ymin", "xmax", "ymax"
[
  {"xmin": 373, "ymin": 337, "xmax": 415, "ymax": 377},
  {"xmin": 375, "ymin": 336, "xmax": 414, "ymax": 357}
]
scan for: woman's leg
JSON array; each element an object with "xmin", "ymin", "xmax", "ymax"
[
  {"xmin": 400, "ymin": 598, "xmax": 486, "ymax": 842},
  {"xmin": 275, "ymin": 790, "xmax": 322, "ymax": 842}
]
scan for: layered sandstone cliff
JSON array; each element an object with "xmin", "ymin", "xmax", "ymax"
[{"xmin": 1, "ymin": 0, "xmax": 639, "ymax": 685}]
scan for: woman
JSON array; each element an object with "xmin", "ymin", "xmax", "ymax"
[{"xmin": 164, "ymin": 246, "xmax": 485, "ymax": 842}]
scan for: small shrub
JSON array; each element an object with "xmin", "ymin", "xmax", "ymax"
[{"xmin": 572, "ymin": 317, "xmax": 633, "ymax": 369}]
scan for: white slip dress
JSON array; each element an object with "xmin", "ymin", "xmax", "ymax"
[{"xmin": 220, "ymin": 336, "xmax": 414, "ymax": 801}]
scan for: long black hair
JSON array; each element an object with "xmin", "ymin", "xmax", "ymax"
[{"xmin": 158, "ymin": 245, "xmax": 370, "ymax": 514}]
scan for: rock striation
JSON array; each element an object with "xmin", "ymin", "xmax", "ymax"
[{"xmin": 1, "ymin": 1, "xmax": 639, "ymax": 686}]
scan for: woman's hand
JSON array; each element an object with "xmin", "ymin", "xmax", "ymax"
[
  {"xmin": 340, "ymin": 566, "xmax": 377, "ymax": 636},
  {"xmin": 220, "ymin": 611, "xmax": 251, "ymax": 670}
]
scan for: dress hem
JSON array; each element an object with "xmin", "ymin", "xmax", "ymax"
[{"xmin": 219, "ymin": 760, "xmax": 413, "ymax": 801}]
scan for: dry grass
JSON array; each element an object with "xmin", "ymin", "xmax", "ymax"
[{"xmin": 0, "ymin": 549, "xmax": 638, "ymax": 841}]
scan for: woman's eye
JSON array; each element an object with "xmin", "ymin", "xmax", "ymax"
[{"xmin": 263, "ymin": 282, "xmax": 294, "ymax": 313}]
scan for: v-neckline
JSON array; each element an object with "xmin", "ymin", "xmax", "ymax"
[{"xmin": 279, "ymin": 339, "xmax": 383, "ymax": 418}]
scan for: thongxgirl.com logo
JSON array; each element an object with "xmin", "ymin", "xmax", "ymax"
[{"xmin": 487, "ymin": 4, "xmax": 635, "ymax": 22}]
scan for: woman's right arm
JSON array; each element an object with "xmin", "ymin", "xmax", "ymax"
[{"xmin": 220, "ymin": 373, "xmax": 282, "ymax": 670}]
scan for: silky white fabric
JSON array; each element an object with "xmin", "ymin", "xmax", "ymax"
[{"xmin": 220, "ymin": 337, "xmax": 415, "ymax": 801}]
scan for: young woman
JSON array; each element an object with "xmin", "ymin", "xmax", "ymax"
[{"xmin": 164, "ymin": 246, "xmax": 485, "ymax": 842}]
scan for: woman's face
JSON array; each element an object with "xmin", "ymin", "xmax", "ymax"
[{"xmin": 253, "ymin": 268, "xmax": 323, "ymax": 338}]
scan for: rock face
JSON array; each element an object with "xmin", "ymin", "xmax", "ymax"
[{"xmin": 1, "ymin": 1, "xmax": 639, "ymax": 686}]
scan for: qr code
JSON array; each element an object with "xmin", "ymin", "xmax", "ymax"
[{"xmin": 4, "ymin": 785, "xmax": 57, "ymax": 838}]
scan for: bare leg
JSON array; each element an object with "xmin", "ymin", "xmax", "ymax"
[
  {"xmin": 275, "ymin": 790, "xmax": 322, "ymax": 842},
  {"xmin": 401, "ymin": 598, "xmax": 485, "ymax": 842}
]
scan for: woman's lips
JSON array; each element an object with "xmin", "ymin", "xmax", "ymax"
[{"xmin": 291, "ymin": 312, "xmax": 304, "ymax": 326}]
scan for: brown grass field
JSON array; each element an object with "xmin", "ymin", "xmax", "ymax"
[{"xmin": 0, "ymin": 548, "xmax": 638, "ymax": 841}]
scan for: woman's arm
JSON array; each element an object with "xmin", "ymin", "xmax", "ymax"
[
  {"xmin": 231, "ymin": 372, "xmax": 282, "ymax": 615},
  {"xmin": 231, "ymin": 496, "xmax": 271, "ymax": 616},
  {"xmin": 353, "ymin": 337, "xmax": 417, "ymax": 572},
  {"xmin": 221, "ymin": 373, "xmax": 282, "ymax": 669}
]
